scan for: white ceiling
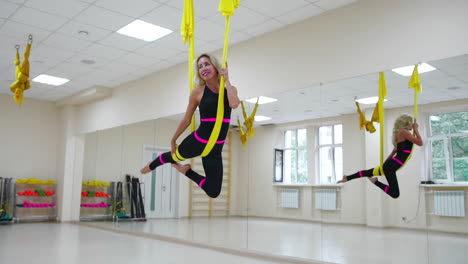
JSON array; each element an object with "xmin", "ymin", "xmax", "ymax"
[
  {"xmin": 0, "ymin": 0, "xmax": 357, "ymax": 102},
  {"xmin": 251, "ymin": 54, "xmax": 468, "ymax": 124}
]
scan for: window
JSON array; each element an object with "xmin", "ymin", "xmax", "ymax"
[
  {"xmin": 318, "ymin": 124, "xmax": 343, "ymax": 184},
  {"xmin": 281, "ymin": 129, "xmax": 307, "ymax": 184},
  {"xmin": 429, "ymin": 111, "xmax": 468, "ymax": 182}
]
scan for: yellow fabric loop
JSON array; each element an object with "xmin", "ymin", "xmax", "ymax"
[
  {"xmin": 378, "ymin": 72, "xmax": 387, "ymax": 173},
  {"xmin": 201, "ymin": 1, "xmax": 238, "ymax": 157},
  {"xmin": 372, "ymin": 166, "xmax": 384, "ymax": 176},
  {"xmin": 171, "ymin": 153, "xmax": 182, "ymax": 162},
  {"xmin": 171, "ymin": 147, "xmax": 186, "ymax": 162},
  {"xmin": 10, "ymin": 42, "xmax": 32, "ymax": 106}
]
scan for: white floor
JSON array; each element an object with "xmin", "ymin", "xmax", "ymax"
[
  {"xmin": 81, "ymin": 217, "xmax": 468, "ymax": 264},
  {"xmin": 0, "ymin": 222, "xmax": 312, "ymax": 264}
]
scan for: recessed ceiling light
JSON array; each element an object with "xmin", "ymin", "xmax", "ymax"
[
  {"xmin": 391, "ymin": 62, "xmax": 436, "ymax": 76},
  {"xmin": 78, "ymin": 30, "xmax": 89, "ymax": 36},
  {"xmin": 81, "ymin": 59, "xmax": 95, "ymax": 65},
  {"xmin": 355, "ymin": 96, "xmax": 388, "ymax": 105},
  {"xmin": 246, "ymin": 96, "xmax": 278, "ymax": 104},
  {"xmin": 117, "ymin": 19, "xmax": 173, "ymax": 42},
  {"xmin": 254, "ymin": 115, "xmax": 272, "ymax": 122},
  {"xmin": 32, "ymin": 74, "xmax": 69, "ymax": 86}
]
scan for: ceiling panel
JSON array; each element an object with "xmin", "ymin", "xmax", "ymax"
[
  {"xmin": 73, "ymin": 6, "xmax": 133, "ymax": 31},
  {"xmin": 10, "ymin": 6, "xmax": 68, "ymax": 31},
  {"xmin": 24, "ymin": 0, "xmax": 89, "ymax": 18}
]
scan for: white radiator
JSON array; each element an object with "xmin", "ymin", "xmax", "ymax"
[
  {"xmin": 315, "ymin": 189, "xmax": 337, "ymax": 210},
  {"xmin": 279, "ymin": 188, "xmax": 300, "ymax": 208},
  {"xmin": 434, "ymin": 191, "xmax": 465, "ymax": 217}
]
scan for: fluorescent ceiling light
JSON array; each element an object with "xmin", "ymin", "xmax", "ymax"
[
  {"xmin": 355, "ymin": 96, "xmax": 388, "ymax": 105},
  {"xmin": 254, "ymin": 115, "xmax": 271, "ymax": 122},
  {"xmin": 391, "ymin": 63, "xmax": 436, "ymax": 76},
  {"xmin": 246, "ymin": 96, "xmax": 278, "ymax": 104},
  {"xmin": 32, "ymin": 74, "xmax": 69, "ymax": 86},
  {"xmin": 117, "ymin": 20, "xmax": 172, "ymax": 42}
]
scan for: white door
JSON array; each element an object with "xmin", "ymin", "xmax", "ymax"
[{"xmin": 142, "ymin": 145, "xmax": 179, "ymax": 218}]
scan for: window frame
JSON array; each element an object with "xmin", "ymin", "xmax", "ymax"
[
  {"xmin": 280, "ymin": 128, "xmax": 307, "ymax": 184},
  {"xmin": 317, "ymin": 124, "xmax": 343, "ymax": 184},
  {"xmin": 427, "ymin": 111, "xmax": 468, "ymax": 183}
]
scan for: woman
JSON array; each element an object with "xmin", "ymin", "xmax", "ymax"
[
  {"xmin": 140, "ymin": 54, "xmax": 240, "ymax": 198},
  {"xmin": 337, "ymin": 114, "xmax": 423, "ymax": 198}
]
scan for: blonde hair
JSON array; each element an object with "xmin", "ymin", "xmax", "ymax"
[
  {"xmin": 392, "ymin": 114, "xmax": 414, "ymax": 146},
  {"xmin": 193, "ymin": 53, "xmax": 221, "ymax": 87}
]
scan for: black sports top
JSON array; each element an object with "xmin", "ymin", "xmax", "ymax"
[{"xmin": 196, "ymin": 86, "xmax": 232, "ymax": 141}]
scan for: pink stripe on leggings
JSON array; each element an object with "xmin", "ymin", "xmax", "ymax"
[
  {"xmin": 384, "ymin": 186, "xmax": 389, "ymax": 193},
  {"xmin": 403, "ymin": 150, "xmax": 412, "ymax": 153},
  {"xmin": 200, "ymin": 118, "xmax": 231, "ymax": 123},
  {"xmin": 392, "ymin": 157, "xmax": 404, "ymax": 166},
  {"xmin": 194, "ymin": 130, "xmax": 226, "ymax": 144},
  {"xmin": 359, "ymin": 171, "xmax": 363, "ymax": 177},
  {"xmin": 199, "ymin": 178, "xmax": 206, "ymax": 188},
  {"xmin": 159, "ymin": 154, "xmax": 165, "ymax": 164}
]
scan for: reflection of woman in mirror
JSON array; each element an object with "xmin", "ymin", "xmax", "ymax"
[
  {"xmin": 337, "ymin": 114, "xmax": 423, "ymax": 198},
  {"xmin": 140, "ymin": 53, "xmax": 240, "ymax": 198}
]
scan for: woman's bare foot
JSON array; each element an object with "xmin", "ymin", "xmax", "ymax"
[
  {"xmin": 337, "ymin": 175, "xmax": 347, "ymax": 184},
  {"xmin": 172, "ymin": 163, "xmax": 191, "ymax": 174},
  {"xmin": 368, "ymin": 177, "xmax": 377, "ymax": 184}
]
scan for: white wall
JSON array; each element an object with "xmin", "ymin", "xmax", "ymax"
[{"xmin": 0, "ymin": 94, "xmax": 59, "ymax": 181}]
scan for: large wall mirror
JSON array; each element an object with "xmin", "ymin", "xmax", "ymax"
[{"xmin": 76, "ymin": 54, "xmax": 468, "ymax": 263}]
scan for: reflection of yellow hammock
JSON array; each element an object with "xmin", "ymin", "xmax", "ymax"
[
  {"xmin": 10, "ymin": 35, "xmax": 33, "ymax": 106},
  {"xmin": 237, "ymin": 99, "xmax": 259, "ymax": 147},
  {"xmin": 180, "ymin": 0, "xmax": 239, "ymax": 158}
]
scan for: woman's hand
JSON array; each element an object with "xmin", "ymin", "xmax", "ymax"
[
  {"xmin": 140, "ymin": 161, "xmax": 152, "ymax": 174},
  {"xmin": 412, "ymin": 122, "xmax": 419, "ymax": 131},
  {"xmin": 219, "ymin": 63, "xmax": 229, "ymax": 84}
]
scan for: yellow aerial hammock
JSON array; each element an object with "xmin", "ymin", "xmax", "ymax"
[
  {"xmin": 10, "ymin": 35, "xmax": 33, "ymax": 106},
  {"xmin": 200, "ymin": 0, "xmax": 240, "ymax": 157},
  {"xmin": 368, "ymin": 72, "xmax": 387, "ymax": 176},
  {"xmin": 355, "ymin": 100, "xmax": 377, "ymax": 133},
  {"xmin": 408, "ymin": 64, "xmax": 421, "ymax": 120},
  {"xmin": 377, "ymin": 72, "xmax": 387, "ymax": 174},
  {"xmin": 181, "ymin": 0, "xmax": 196, "ymax": 132},
  {"xmin": 405, "ymin": 64, "xmax": 422, "ymax": 160}
]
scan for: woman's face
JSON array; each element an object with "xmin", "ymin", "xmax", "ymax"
[{"xmin": 197, "ymin": 56, "xmax": 217, "ymax": 81}]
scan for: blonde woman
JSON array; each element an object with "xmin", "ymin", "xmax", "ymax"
[
  {"xmin": 140, "ymin": 54, "xmax": 239, "ymax": 198},
  {"xmin": 337, "ymin": 114, "xmax": 423, "ymax": 198}
]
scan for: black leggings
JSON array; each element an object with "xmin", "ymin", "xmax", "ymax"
[
  {"xmin": 149, "ymin": 131, "xmax": 224, "ymax": 198},
  {"xmin": 346, "ymin": 158, "xmax": 402, "ymax": 199}
]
